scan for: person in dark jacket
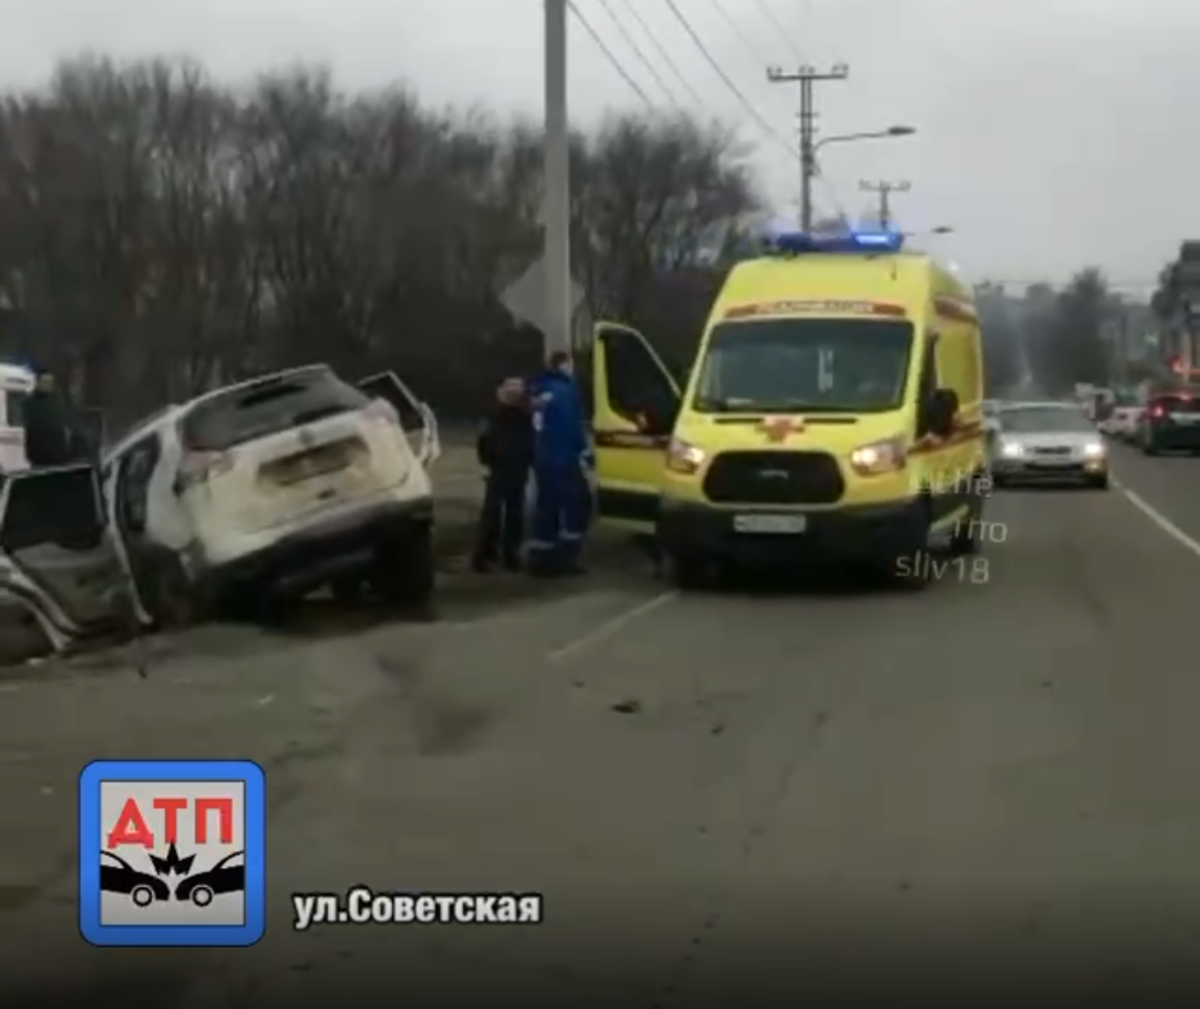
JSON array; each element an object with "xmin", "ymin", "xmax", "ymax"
[
  {"xmin": 471, "ymin": 378, "xmax": 535, "ymax": 573},
  {"xmin": 23, "ymin": 367, "xmax": 74, "ymax": 468}
]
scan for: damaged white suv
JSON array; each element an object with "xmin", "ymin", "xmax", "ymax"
[{"xmin": 102, "ymin": 365, "xmax": 441, "ymax": 624}]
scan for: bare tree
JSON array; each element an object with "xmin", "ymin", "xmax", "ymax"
[{"xmin": 0, "ymin": 56, "xmax": 761, "ymax": 423}]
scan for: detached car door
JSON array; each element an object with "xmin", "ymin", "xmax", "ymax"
[
  {"xmin": 358, "ymin": 371, "xmax": 441, "ymax": 465},
  {"xmin": 0, "ymin": 463, "xmax": 132, "ymax": 647},
  {"xmin": 592, "ymin": 322, "xmax": 681, "ymax": 535}
]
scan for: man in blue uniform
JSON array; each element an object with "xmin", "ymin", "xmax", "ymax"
[{"xmin": 527, "ymin": 350, "xmax": 593, "ymax": 576}]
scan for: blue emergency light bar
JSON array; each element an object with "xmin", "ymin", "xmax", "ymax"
[{"xmin": 766, "ymin": 229, "xmax": 905, "ymax": 255}]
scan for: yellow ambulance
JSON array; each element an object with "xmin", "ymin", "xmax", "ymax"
[{"xmin": 589, "ymin": 228, "xmax": 988, "ymax": 589}]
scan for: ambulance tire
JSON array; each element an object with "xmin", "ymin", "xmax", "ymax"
[
  {"xmin": 892, "ymin": 502, "xmax": 934, "ymax": 592},
  {"xmin": 949, "ymin": 477, "xmax": 986, "ymax": 557},
  {"xmin": 670, "ymin": 551, "xmax": 712, "ymax": 591},
  {"xmin": 373, "ymin": 522, "xmax": 435, "ymax": 610}
]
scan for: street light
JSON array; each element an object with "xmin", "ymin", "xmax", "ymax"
[
  {"xmin": 813, "ymin": 125, "xmax": 916, "ymax": 154},
  {"xmin": 902, "ymin": 226, "xmax": 955, "ymax": 239}
]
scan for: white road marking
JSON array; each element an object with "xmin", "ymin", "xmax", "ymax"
[
  {"xmin": 546, "ymin": 591, "xmax": 678, "ymax": 663},
  {"xmin": 1112, "ymin": 473, "xmax": 1200, "ymax": 560}
]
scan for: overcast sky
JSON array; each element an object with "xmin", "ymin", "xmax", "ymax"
[{"xmin": 1, "ymin": 0, "xmax": 1195, "ymax": 295}]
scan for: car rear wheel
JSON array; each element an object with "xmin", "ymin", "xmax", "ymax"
[
  {"xmin": 141, "ymin": 554, "xmax": 204, "ymax": 629},
  {"xmin": 373, "ymin": 522, "xmax": 435, "ymax": 609}
]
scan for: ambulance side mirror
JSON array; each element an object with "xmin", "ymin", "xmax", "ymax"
[
  {"xmin": 639, "ymin": 404, "xmax": 676, "ymax": 435},
  {"xmin": 926, "ymin": 388, "xmax": 958, "ymax": 438}
]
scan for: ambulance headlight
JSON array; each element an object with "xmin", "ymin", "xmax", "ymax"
[
  {"xmin": 848, "ymin": 436, "xmax": 907, "ymax": 476},
  {"xmin": 1082, "ymin": 441, "xmax": 1105, "ymax": 458},
  {"xmin": 999, "ymin": 440, "xmax": 1025, "ymax": 458},
  {"xmin": 666, "ymin": 437, "xmax": 706, "ymax": 475}
]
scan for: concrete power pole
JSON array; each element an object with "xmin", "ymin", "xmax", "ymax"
[
  {"xmin": 543, "ymin": 0, "xmax": 572, "ymax": 358},
  {"xmin": 766, "ymin": 64, "xmax": 848, "ymax": 232},
  {"xmin": 859, "ymin": 180, "xmax": 911, "ymax": 229}
]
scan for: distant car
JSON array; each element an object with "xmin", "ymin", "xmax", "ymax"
[
  {"xmin": 99, "ymin": 851, "xmax": 171, "ymax": 907},
  {"xmin": 982, "ymin": 399, "xmax": 1002, "ymax": 435},
  {"xmin": 990, "ymin": 402, "xmax": 1109, "ymax": 489},
  {"xmin": 175, "ymin": 851, "xmax": 245, "ymax": 907},
  {"xmin": 99, "ymin": 364, "xmax": 442, "ymax": 624},
  {"xmin": 1139, "ymin": 391, "xmax": 1200, "ymax": 455},
  {"xmin": 1100, "ymin": 405, "xmax": 1142, "ymax": 440}
]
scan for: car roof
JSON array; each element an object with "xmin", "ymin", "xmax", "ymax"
[
  {"xmin": 185, "ymin": 364, "xmax": 333, "ymax": 412},
  {"xmin": 102, "ymin": 365, "xmax": 338, "ymax": 463}
]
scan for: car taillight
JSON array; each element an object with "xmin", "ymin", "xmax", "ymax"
[
  {"xmin": 1150, "ymin": 405, "xmax": 1166, "ymax": 419},
  {"xmin": 363, "ymin": 399, "xmax": 397, "ymax": 424},
  {"xmin": 177, "ymin": 450, "xmax": 235, "ymax": 490}
]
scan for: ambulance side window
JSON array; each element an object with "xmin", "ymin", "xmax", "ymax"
[
  {"xmin": 603, "ymin": 330, "xmax": 677, "ymax": 432},
  {"xmin": 916, "ymin": 335, "xmax": 939, "ymax": 437}
]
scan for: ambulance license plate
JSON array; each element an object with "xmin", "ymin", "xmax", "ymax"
[{"xmin": 733, "ymin": 514, "xmax": 807, "ymax": 534}]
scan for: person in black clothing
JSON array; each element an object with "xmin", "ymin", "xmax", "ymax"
[
  {"xmin": 472, "ymin": 378, "xmax": 535, "ymax": 573},
  {"xmin": 23, "ymin": 367, "xmax": 74, "ymax": 468}
]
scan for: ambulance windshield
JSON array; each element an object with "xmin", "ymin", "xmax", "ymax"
[{"xmin": 692, "ymin": 317, "xmax": 914, "ymax": 413}]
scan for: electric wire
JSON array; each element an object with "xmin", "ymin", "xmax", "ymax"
[
  {"xmin": 614, "ymin": 0, "xmax": 706, "ymax": 108},
  {"xmin": 660, "ymin": 0, "xmax": 796, "ymax": 161},
  {"xmin": 750, "ymin": 0, "xmax": 804, "ymax": 61},
  {"xmin": 594, "ymin": 0, "xmax": 682, "ymax": 109},
  {"xmin": 704, "ymin": 0, "xmax": 772, "ymax": 65},
  {"xmin": 567, "ymin": 0, "xmax": 653, "ymax": 106}
]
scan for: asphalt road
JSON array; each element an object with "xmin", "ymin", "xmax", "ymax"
[{"xmin": 5, "ymin": 438, "xmax": 1200, "ymax": 1004}]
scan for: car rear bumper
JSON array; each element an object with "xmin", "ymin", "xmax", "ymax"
[
  {"xmin": 1146, "ymin": 424, "xmax": 1200, "ymax": 448},
  {"xmin": 191, "ymin": 496, "xmax": 433, "ymax": 596},
  {"xmin": 657, "ymin": 496, "xmax": 928, "ymax": 568}
]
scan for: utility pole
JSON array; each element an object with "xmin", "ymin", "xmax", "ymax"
[
  {"xmin": 543, "ymin": 0, "xmax": 571, "ymax": 358},
  {"xmin": 766, "ymin": 64, "xmax": 849, "ymax": 232},
  {"xmin": 859, "ymin": 179, "xmax": 911, "ymax": 229}
]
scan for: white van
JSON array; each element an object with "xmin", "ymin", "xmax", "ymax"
[{"xmin": 101, "ymin": 365, "xmax": 441, "ymax": 624}]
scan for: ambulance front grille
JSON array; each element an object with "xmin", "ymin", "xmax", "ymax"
[{"xmin": 703, "ymin": 451, "xmax": 845, "ymax": 505}]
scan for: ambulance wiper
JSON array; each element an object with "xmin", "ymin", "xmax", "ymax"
[{"xmin": 730, "ymin": 399, "xmax": 860, "ymax": 414}]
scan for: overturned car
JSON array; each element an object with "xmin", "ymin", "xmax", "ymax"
[{"xmin": 0, "ymin": 365, "xmax": 442, "ymax": 659}]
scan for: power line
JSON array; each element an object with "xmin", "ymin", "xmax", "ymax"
[
  {"xmin": 567, "ymin": 0, "xmax": 653, "ymax": 106},
  {"xmin": 704, "ymin": 0, "xmax": 772, "ymax": 64},
  {"xmin": 750, "ymin": 0, "xmax": 804, "ymax": 61},
  {"xmin": 593, "ymin": 0, "xmax": 681, "ymax": 109},
  {"xmin": 614, "ymin": 0, "xmax": 706, "ymax": 107},
  {"xmin": 661, "ymin": 0, "xmax": 797, "ymax": 161}
]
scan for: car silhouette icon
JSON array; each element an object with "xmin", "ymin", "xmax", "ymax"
[
  {"xmin": 99, "ymin": 851, "xmax": 171, "ymax": 907},
  {"xmin": 175, "ymin": 851, "xmax": 245, "ymax": 907}
]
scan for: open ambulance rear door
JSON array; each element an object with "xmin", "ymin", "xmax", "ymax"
[{"xmin": 591, "ymin": 322, "xmax": 681, "ymax": 536}]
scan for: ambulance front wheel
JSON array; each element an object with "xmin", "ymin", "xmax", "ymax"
[{"xmin": 669, "ymin": 550, "xmax": 713, "ymax": 591}]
